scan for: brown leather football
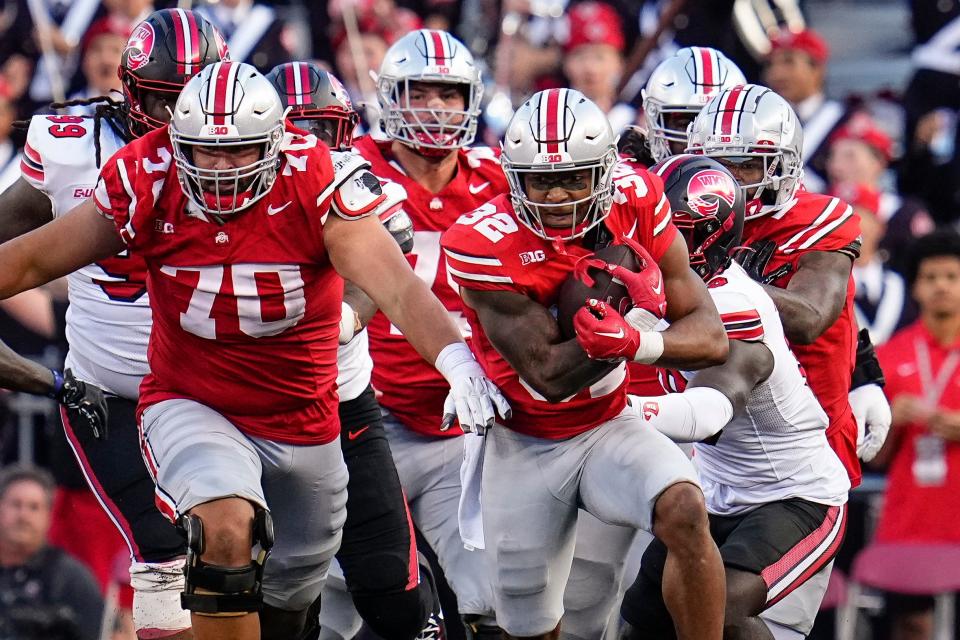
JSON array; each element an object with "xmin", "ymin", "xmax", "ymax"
[{"xmin": 557, "ymin": 244, "xmax": 639, "ymax": 339}]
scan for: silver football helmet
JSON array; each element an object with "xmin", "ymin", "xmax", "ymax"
[
  {"xmin": 501, "ymin": 88, "xmax": 618, "ymax": 241},
  {"xmin": 642, "ymin": 47, "xmax": 746, "ymax": 162},
  {"xmin": 376, "ymin": 29, "xmax": 483, "ymax": 153},
  {"xmin": 686, "ymin": 84, "xmax": 803, "ymax": 219},
  {"xmin": 170, "ymin": 61, "xmax": 287, "ymax": 218}
]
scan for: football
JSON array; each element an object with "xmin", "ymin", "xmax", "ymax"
[{"xmin": 557, "ymin": 244, "xmax": 640, "ymax": 339}]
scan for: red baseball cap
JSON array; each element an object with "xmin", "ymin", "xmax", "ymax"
[
  {"xmin": 564, "ymin": 2, "xmax": 625, "ymax": 54},
  {"xmin": 768, "ymin": 28, "xmax": 830, "ymax": 65},
  {"xmin": 830, "ymin": 116, "xmax": 893, "ymax": 163},
  {"xmin": 830, "ymin": 182, "xmax": 881, "ymax": 217},
  {"xmin": 82, "ymin": 16, "xmax": 133, "ymax": 53}
]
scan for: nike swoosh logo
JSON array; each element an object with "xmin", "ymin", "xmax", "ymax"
[
  {"xmin": 267, "ymin": 201, "xmax": 292, "ymax": 216},
  {"xmin": 347, "ymin": 426, "xmax": 369, "ymax": 440},
  {"xmin": 595, "ymin": 328, "xmax": 625, "ymax": 339},
  {"xmin": 468, "ymin": 182, "xmax": 490, "ymax": 195},
  {"xmin": 651, "ymin": 275, "xmax": 663, "ymax": 295}
]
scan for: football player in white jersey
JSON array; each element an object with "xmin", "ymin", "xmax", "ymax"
[
  {"xmin": 575, "ymin": 155, "xmax": 850, "ymax": 640},
  {"xmin": 0, "ymin": 9, "xmax": 227, "ymax": 639},
  {"xmin": 266, "ymin": 61, "xmax": 446, "ymax": 640}
]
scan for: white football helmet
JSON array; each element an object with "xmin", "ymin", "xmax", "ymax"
[
  {"xmin": 376, "ymin": 29, "xmax": 483, "ymax": 153},
  {"xmin": 642, "ymin": 47, "xmax": 747, "ymax": 162},
  {"xmin": 686, "ymin": 84, "xmax": 803, "ymax": 219},
  {"xmin": 501, "ymin": 88, "xmax": 618, "ymax": 241},
  {"xmin": 170, "ymin": 61, "xmax": 287, "ymax": 218}
]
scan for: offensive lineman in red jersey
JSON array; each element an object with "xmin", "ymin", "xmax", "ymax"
[
  {"xmin": 352, "ymin": 29, "xmax": 508, "ymax": 633},
  {"xmin": 441, "ymin": 89, "xmax": 728, "ymax": 640},
  {"xmin": 686, "ymin": 84, "xmax": 869, "ymax": 488},
  {"xmin": 0, "ymin": 61, "xmax": 509, "ymax": 640}
]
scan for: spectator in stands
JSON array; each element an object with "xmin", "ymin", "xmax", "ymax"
[
  {"xmin": 560, "ymin": 1, "xmax": 634, "ymax": 133},
  {"xmin": 101, "ymin": 0, "xmax": 153, "ymax": 28},
  {"xmin": 762, "ymin": 27, "xmax": 845, "ymax": 193},
  {"xmin": 873, "ymin": 229, "xmax": 960, "ymax": 640},
  {"xmin": 64, "ymin": 17, "xmax": 131, "ymax": 116},
  {"xmin": 832, "ymin": 182, "xmax": 915, "ymax": 345},
  {"xmin": 196, "ymin": 0, "xmax": 295, "ymax": 71},
  {"xmin": 0, "ymin": 464, "xmax": 103, "ymax": 640},
  {"xmin": 826, "ymin": 114, "xmax": 935, "ymax": 273}
]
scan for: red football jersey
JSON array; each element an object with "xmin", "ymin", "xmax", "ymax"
[
  {"xmin": 741, "ymin": 190, "xmax": 863, "ymax": 486},
  {"xmin": 94, "ymin": 124, "xmax": 385, "ymax": 445},
  {"xmin": 354, "ymin": 135, "xmax": 509, "ymax": 437},
  {"xmin": 441, "ymin": 162, "xmax": 675, "ymax": 439}
]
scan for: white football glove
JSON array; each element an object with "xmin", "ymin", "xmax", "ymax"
[
  {"xmin": 436, "ymin": 343, "xmax": 511, "ymax": 435},
  {"xmin": 850, "ymin": 383, "xmax": 892, "ymax": 462}
]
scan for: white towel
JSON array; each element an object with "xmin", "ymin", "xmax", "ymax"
[{"xmin": 457, "ymin": 432, "xmax": 486, "ymax": 550}]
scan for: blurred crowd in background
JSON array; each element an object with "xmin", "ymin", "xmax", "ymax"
[{"xmin": 0, "ymin": 0, "xmax": 959, "ymax": 639}]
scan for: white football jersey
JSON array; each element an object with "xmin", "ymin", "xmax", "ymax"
[
  {"xmin": 22, "ymin": 114, "xmax": 149, "ymax": 399},
  {"xmin": 333, "ymin": 152, "xmax": 408, "ymax": 402},
  {"xmin": 688, "ymin": 262, "xmax": 850, "ymax": 515}
]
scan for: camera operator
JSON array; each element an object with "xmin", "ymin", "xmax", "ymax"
[{"xmin": 0, "ymin": 465, "xmax": 103, "ymax": 640}]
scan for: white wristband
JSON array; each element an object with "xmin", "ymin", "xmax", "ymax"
[
  {"xmin": 435, "ymin": 342, "xmax": 482, "ymax": 383},
  {"xmin": 339, "ymin": 301, "xmax": 359, "ymax": 344},
  {"xmin": 632, "ymin": 331, "xmax": 664, "ymax": 364}
]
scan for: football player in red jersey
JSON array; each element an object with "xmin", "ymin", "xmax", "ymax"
[
  {"xmin": 351, "ymin": 29, "xmax": 508, "ymax": 634},
  {"xmin": 624, "ymin": 46, "xmax": 747, "ymax": 399},
  {"xmin": 0, "ymin": 61, "xmax": 509, "ymax": 640},
  {"xmin": 0, "ymin": 10, "xmax": 226, "ymax": 638},
  {"xmin": 686, "ymin": 83, "xmax": 891, "ymax": 489},
  {"xmin": 266, "ymin": 61, "xmax": 444, "ymax": 640},
  {"xmin": 441, "ymin": 89, "xmax": 728, "ymax": 640}
]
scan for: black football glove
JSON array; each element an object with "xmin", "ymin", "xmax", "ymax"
[
  {"xmin": 51, "ymin": 369, "xmax": 108, "ymax": 440},
  {"xmin": 736, "ymin": 240, "xmax": 793, "ymax": 284},
  {"xmin": 381, "ymin": 208, "xmax": 415, "ymax": 254}
]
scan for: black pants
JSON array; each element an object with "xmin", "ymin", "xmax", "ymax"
[
  {"xmin": 60, "ymin": 396, "xmax": 185, "ymax": 562},
  {"xmin": 335, "ymin": 385, "xmax": 433, "ymax": 639}
]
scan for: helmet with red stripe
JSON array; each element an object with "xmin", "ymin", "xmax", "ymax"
[
  {"xmin": 642, "ymin": 47, "xmax": 746, "ymax": 162},
  {"xmin": 501, "ymin": 89, "xmax": 618, "ymax": 241},
  {"xmin": 686, "ymin": 84, "xmax": 803, "ymax": 219},
  {"xmin": 376, "ymin": 29, "xmax": 483, "ymax": 153},
  {"xmin": 169, "ymin": 61, "xmax": 286, "ymax": 219},
  {"xmin": 651, "ymin": 154, "xmax": 745, "ymax": 280},
  {"xmin": 265, "ymin": 62, "xmax": 359, "ymax": 150},
  {"xmin": 120, "ymin": 8, "xmax": 228, "ymax": 138}
]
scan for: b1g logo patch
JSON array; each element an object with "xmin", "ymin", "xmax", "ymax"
[
  {"xmin": 125, "ymin": 22, "xmax": 156, "ymax": 71},
  {"xmin": 688, "ymin": 169, "xmax": 737, "ymax": 217}
]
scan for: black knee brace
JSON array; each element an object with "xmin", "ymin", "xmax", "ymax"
[{"xmin": 178, "ymin": 508, "xmax": 274, "ymax": 616}]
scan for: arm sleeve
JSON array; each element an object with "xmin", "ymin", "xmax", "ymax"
[{"xmin": 634, "ymin": 386, "xmax": 734, "ymax": 442}]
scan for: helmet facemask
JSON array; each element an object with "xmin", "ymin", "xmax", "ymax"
[
  {"xmin": 504, "ymin": 147, "xmax": 618, "ymax": 241},
  {"xmin": 645, "ymin": 100, "xmax": 700, "ymax": 162},
  {"xmin": 379, "ymin": 77, "xmax": 482, "ymax": 154},
  {"xmin": 171, "ymin": 120, "xmax": 285, "ymax": 220},
  {"xmin": 290, "ymin": 106, "xmax": 359, "ymax": 150},
  {"xmin": 672, "ymin": 211, "xmax": 736, "ymax": 280}
]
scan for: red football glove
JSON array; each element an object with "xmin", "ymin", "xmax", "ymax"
[
  {"xmin": 608, "ymin": 236, "xmax": 667, "ymax": 319},
  {"xmin": 574, "ymin": 299, "xmax": 641, "ymax": 361}
]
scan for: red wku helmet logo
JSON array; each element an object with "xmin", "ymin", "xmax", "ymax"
[
  {"xmin": 687, "ymin": 169, "xmax": 737, "ymax": 217},
  {"xmin": 642, "ymin": 401, "xmax": 660, "ymax": 420},
  {"xmin": 125, "ymin": 22, "xmax": 156, "ymax": 71}
]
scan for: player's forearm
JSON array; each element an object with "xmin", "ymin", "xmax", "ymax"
[
  {"xmin": 520, "ymin": 340, "xmax": 618, "ymax": 403},
  {"xmin": 635, "ymin": 387, "xmax": 734, "ymax": 442},
  {"xmin": 379, "ymin": 271, "xmax": 464, "ymax": 364},
  {"xmin": 343, "ymin": 281, "xmax": 380, "ymax": 329},
  {"xmin": 657, "ymin": 304, "xmax": 728, "ymax": 369},
  {"xmin": 0, "ymin": 339, "xmax": 55, "ymax": 395},
  {"xmin": 759, "ymin": 283, "xmax": 835, "ymax": 345}
]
